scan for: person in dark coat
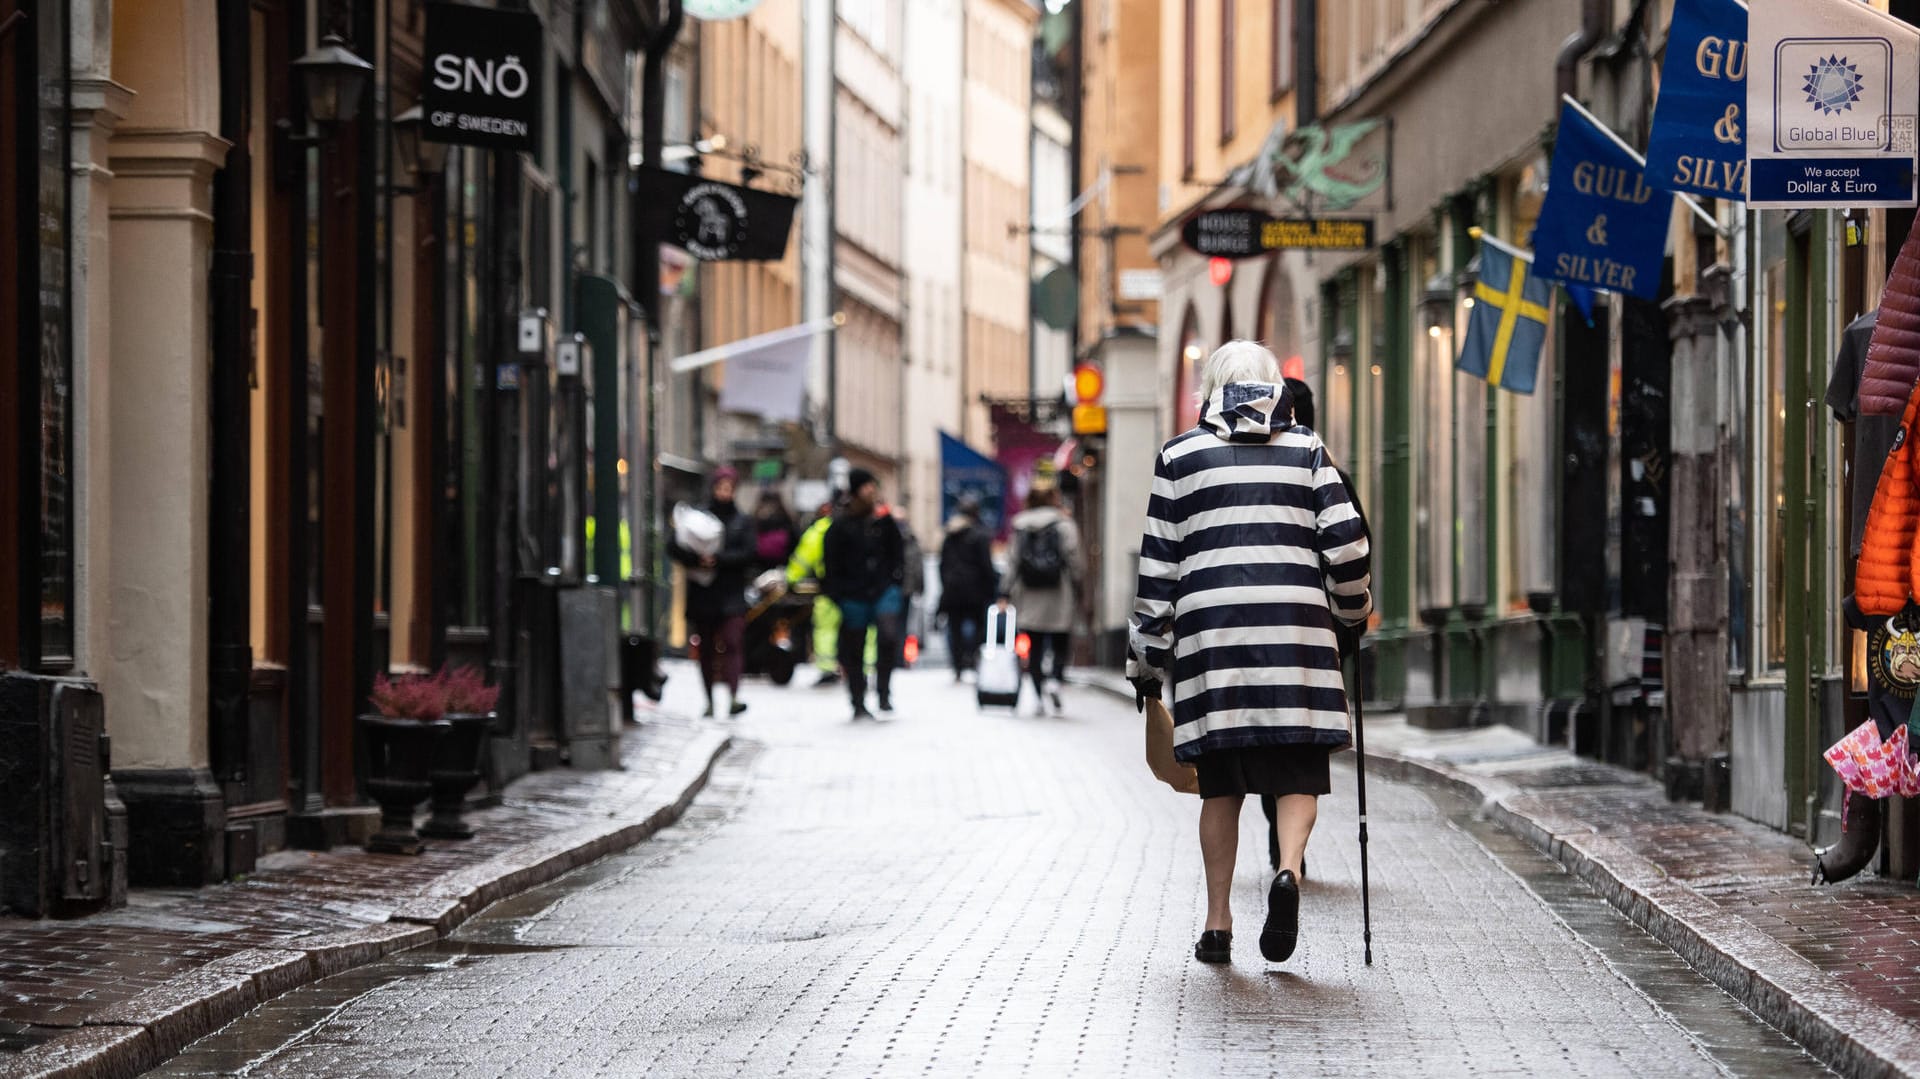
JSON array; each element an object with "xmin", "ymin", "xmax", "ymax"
[
  {"xmin": 668, "ymin": 467, "xmax": 757, "ymax": 717},
  {"xmin": 1129, "ymin": 342, "xmax": 1372, "ymax": 967},
  {"xmin": 938, "ymin": 495, "xmax": 997, "ymax": 679},
  {"xmin": 823, "ymin": 468, "xmax": 906, "ymax": 719}
]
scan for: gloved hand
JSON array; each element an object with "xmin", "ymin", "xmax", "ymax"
[{"xmin": 1129, "ymin": 675, "xmax": 1163, "ymax": 713}]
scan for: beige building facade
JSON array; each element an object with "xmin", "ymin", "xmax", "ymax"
[{"xmin": 961, "ymin": 0, "xmax": 1036, "ymax": 448}]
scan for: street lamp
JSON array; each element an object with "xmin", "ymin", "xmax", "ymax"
[
  {"xmin": 292, "ymin": 33, "xmax": 373, "ymax": 127},
  {"xmin": 1419, "ymin": 272, "xmax": 1453, "ymax": 338},
  {"xmin": 391, "ymin": 105, "xmax": 449, "ymax": 180}
]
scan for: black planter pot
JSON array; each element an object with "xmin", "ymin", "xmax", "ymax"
[
  {"xmin": 357, "ymin": 714, "xmax": 450, "ymax": 855},
  {"xmin": 421, "ymin": 711, "xmax": 494, "ymax": 840}
]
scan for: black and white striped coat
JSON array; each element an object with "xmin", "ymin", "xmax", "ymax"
[{"xmin": 1129, "ymin": 382, "xmax": 1372, "ymax": 761}]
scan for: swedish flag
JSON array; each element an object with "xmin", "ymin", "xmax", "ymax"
[{"xmin": 1456, "ymin": 233, "xmax": 1551, "ymax": 395}]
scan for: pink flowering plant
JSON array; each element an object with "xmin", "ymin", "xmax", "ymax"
[
  {"xmin": 367, "ymin": 665, "xmax": 500, "ymax": 721},
  {"xmin": 368, "ymin": 671, "xmax": 449, "ymax": 722},
  {"xmin": 442, "ymin": 665, "xmax": 501, "ymax": 715}
]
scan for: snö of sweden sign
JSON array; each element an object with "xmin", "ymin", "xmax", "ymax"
[{"xmin": 422, "ymin": 3, "xmax": 544, "ymax": 152}]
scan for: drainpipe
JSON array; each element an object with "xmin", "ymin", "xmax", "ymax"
[
  {"xmin": 1555, "ymin": 0, "xmax": 1607, "ymax": 103},
  {"xmin": 636, "ymin": 0, "xmax": 684, "ymax": 638},
  {"xmin": 209, "ymin": 0, "xmax": 254, "ymax": 796}
]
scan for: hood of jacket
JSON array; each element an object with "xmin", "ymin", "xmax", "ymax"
[
  {"xmin": 1199, "ymin": 381, "xmax": 1295, "ymax": 442},
  {"xmin": 1011, "ymin": 505, "xmax": 1066, "ymax": 531}
]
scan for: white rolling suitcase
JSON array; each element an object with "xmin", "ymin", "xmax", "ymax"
[{"xmin": 976, "ymin": 604, "xmax": 1023, "ymax": 710}]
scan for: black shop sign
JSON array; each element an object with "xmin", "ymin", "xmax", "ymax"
[
  {"xmin": 1180, "ymin": 209, "xmax": 1374, "ymax": 258},
  {"xmin": 422, "ymin": 3, "xmax": 543, "ymax": 152},
  {"xmin": 635, "ymin": 167, "xmax": 799, "ymax": 262}
]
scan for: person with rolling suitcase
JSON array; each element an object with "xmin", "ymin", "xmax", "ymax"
[{"xmin": 976, "ymin": 602, "xmax": 1023, "ymax": 710}]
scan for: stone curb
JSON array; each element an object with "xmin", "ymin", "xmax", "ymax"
[
  {"xmin": 4, "ymin": 727, "xmax": 731, "ymax": 1079},
  {"xmin": 1071, "ymin": 674, "xmax": 1920, "ymax": 1079}
]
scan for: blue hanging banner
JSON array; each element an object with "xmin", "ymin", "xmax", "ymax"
[
  {"xmin": 939, "ymin": 432, "xmax": 1008, "ymax": 535},
  {"xmin": 1533, "ymin": 96, "xmax": 1675, "ymax": 301},
  {"xmin": 1646, "ymin": 0, "xmax": 1750, "ymax": 200}
]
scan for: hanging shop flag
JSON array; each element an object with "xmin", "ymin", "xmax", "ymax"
[
  {"xmin": 1646, "ymin": 0, "xmax": 1750, "ymax": 199},
  {"xmin": 711, "ymin": 325, "xmax": 820, "ymax": 424},
  {"xmin": 422, "ymin": 3, "xmax": 544, "ymax": 152},
  {"xmin": 634, "ymin": 166, "xmax": 799, "ymax": 262},
  {"xmin": 1456, "ymin": 233, "xmax": 1551, "ymax": 396},
  {"xmin": 1747, "ymin": 0, "xmax": 1919, "ymax": 208},
  {"xmin": 1532, "ymin": 96, "xmax": 1674, "ymax": 301},
  {"xmin": 939, "ymin": 433, "xmax": 1008, "ymax": 536}
]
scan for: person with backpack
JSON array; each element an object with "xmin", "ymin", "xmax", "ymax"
[
  {"xmin": 938, "ymin": 496, "xmax": 997, "ymax": 680},
  {"xmin": 999, "ymin": 483, "xmax": 1082, "ymax": 715}
]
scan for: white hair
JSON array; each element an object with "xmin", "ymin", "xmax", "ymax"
[{"xmin": 1196, "ymin": 339, "xmax": 1282, "ymax": 407}]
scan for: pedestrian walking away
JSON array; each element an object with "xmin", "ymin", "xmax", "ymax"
[
  {"xmin": 823, "ymin": 468, "xmax": 907, "ymax": 719},
  {"xmin": 1001, "ymin": 483, "xmax": 1083, "ymax": 715},
  {"xmin": 1129, "ymin": 340, "xmax": 1373, "ymax": 967},
  {"xmin": 939, "ymin": 495, "xmax": 998, "ymax": 680},
  {"xmin": 667, "ymin": 466, "xmax": 757, "ymax": 718},
  {"xmin": 1258, "ymin": 377, "xmax": 1372, "ymax": 875}
]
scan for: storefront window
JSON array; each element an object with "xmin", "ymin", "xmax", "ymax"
[
  {"xmin": 1754, "ymin": 211, "xmax": 1790, "ymax": 672},
  {"xmin": 1415, "ymin": 239, "xmax": 1453, "ymax": 617},
  {"xmin": 444, "ymin": 148, "xmax": 490, "ymax": 629},
  {"xmin": 35, "ymin": 0, "xmax": 72, "ymax": 665}
]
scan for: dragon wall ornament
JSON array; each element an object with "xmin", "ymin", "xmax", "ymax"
[{"xmin": 1238, "ymin": 119, "xmax": 1389, "ymax": 212}]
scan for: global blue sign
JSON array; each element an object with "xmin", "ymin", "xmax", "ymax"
[
  {"xmin": 1646, "ymin": 0, "xmax": 1750, "ymax": 200},
  {"xmin": 1747, "ymin": 0, "xmax": 1918, "ymax": 209},
  {"xmin": 1532, "ymin": 97, "xmax": 1674, "ymax": 301}
]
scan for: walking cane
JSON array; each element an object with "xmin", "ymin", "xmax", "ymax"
[{"xmin": 1351, "ymin": 656, "xmax": 1373, "ymax": 965}]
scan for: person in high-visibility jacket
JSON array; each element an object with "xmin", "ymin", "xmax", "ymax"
[{"xmin": 788, "ymin": 506, "xmax": 845, "ymax": 686}]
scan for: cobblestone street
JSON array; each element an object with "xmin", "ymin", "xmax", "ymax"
[{"xmin": 148, "ymin": 666, "xmax": 1832, "ymax": 1077}]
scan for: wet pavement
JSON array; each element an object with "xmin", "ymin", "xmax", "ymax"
[
  {"xmin": 0, "ymin": 709, "xmax": 727, "ymax": 1079},
  {"xmin": 148, "ymin": 664, "xmax": 1832, "ymax": 1078}
]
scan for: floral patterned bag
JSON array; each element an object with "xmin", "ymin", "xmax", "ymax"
[{"xmin": 1824, "ymin": 720, "xmax": 1920, "ymax": 799}]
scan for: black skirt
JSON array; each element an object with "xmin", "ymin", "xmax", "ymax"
[{"xmin": 1194, "ymin": 744, "xmax": 1333, "ymax": 800}]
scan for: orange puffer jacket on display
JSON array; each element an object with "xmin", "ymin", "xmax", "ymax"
[{"xmin": 1857, "ymin": 379, "xmax": 1920, "ymax": 615}]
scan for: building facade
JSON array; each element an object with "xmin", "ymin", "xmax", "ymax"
[
  {"xmin": 2, "ymin": 0, "xmax": 659, "ymax": 913},
  {"xmin": 961, "ymin": 0, "xmax": 1036, "ymax": 447}
]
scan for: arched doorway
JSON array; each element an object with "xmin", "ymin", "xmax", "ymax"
[
  {"xmin": 1176, "ymin": 306, "xmax": 1204, "ymax": 432},
  {"xmin": 1258, "ymin": 260, "xmax": 1304, "ymax": 382}
]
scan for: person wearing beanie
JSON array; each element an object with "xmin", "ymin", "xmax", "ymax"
[
  {"xmin": 939, "ymin": 495, "xmax": 997, "ymax": 679},
  {"xmin": 667, "ymin": 466, "xmax": 757, "ymax": 718},
  {"xmin": 822, "ymin": 468, "xmax": 906, "ymax": 719}
]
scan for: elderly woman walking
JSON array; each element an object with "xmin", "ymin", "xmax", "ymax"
[{"xmin": 1129, "ymin": 341, "xmax": 1372, "ymax": 966}]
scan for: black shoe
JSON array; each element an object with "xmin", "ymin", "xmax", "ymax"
[
  {"xmin": 1194, "ymin": 930, "xmax": 1232, "ymax": 964},
  {"xmin": 729, "ymin": 700, "xmax": 748, "ymax": 716},
  {"xmin": 877, "ymin": 696, "xmax": 893, "ymax": 713},
  {"xmin": 1260, "ymin": 870, "xmax": 1300, "ymax": 962},
  {"xmin": 815, "ymin": 671, "xmax": 842, "ymax": 687},
  {"xmin": 851, "ymin": 705, "xmax": 875, "ymax": 721}
]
